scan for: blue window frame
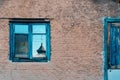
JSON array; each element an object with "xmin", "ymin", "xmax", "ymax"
[{"xmin": 9, "ymin": 19, "xmax": 51, "ymax": 62}]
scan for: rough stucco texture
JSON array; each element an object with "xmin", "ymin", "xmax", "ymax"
[{"xmin": 0, "ymin": 0, "xmax": 119, "ymax": 80}]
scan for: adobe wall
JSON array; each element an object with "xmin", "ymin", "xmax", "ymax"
[{"xmin": 0, "ymin": 0, "xmax": 118, "ymax": 80}]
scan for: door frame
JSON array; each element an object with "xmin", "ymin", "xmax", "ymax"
[{"xmin": 103, "ymin": 17, "xmax": 120, "ymax": 80}]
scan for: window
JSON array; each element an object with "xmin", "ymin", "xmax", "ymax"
[
  {"xmin": 103, "ymin": 17, "xmax": 120, "ymax": 80},
  {"xmin": 9, "ymin": 18, "xmax": 51, "ymax": 62}
]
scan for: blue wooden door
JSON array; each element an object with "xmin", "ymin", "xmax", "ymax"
[{"xmin": 110, "ymin": 25, "xmax": 120, "ymax": 66}]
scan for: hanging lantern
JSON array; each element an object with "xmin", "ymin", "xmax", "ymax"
[{"xmin": 37, "ymin": 43, "xmax": 46, "ymax": 54}]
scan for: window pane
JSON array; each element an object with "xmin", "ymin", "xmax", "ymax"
[
  {"xmin": 108, "ymin": 69, "xmax": 120, "ymax": 80},
  {"xmin": 32, "ymin": 25, "xmax": 46, "ymax": 33},
  {"xmin": 15, "ymin": 34, "xmax": 28, "ymax": 58},
  {"xmin": 32, "ymin": 35, "xmax": 46, "ymax": 58},
  {"xmin": 15, "ymin": 25, "xmax": 28, "ymax": 33}
]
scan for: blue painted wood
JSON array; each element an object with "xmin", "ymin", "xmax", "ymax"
[
  {"xmin": 105, "ymin": 17, "xmax": 120, "ymax": 23},
  {"xmin": 110, "ymin": 25, "xmax": 120, "ymax": 66},
  {"xmin": 116, "ymin": 28, "xmax": 119, "ymax": 65},
  {"xmin": 110, "ymin": 24, "xmax": 113, "ymax": 68},
  {"xmin": 115, "ymin": 26, "xmax": 120, "ymax": 66},
  {"xmin": 9, "ymin": 23, "xmax": 13, "ymax": 61},
  {"xmin": 111, "ymin": 26, "xmax": 115, "ymax": 66},
  {"xmin": 29, "ymin": 23, "xmax": 32, "ymax": 59},
  {"xmin": 111, "ymin": 25, "xmax": 115, "ymax": 65},
  {"xmin": 113, "ymin": 26, "xmax": 116, "ymax": 65},
  {"xmin": 103, "ymin": 18, "xmax": 108, "ymax": 80},
  {"xmin": 114, "ymin": 26, "xmax": 117, "ymax": 65},
  {"xmin": 46, "ymin": 23, "xmax": 51, "ymax": 61},
  {"xmin": 118, "ymin": 28, "xmax": 120, "ymax": 64}
]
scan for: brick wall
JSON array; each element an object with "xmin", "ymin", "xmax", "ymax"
[{"xmin": 0, "ymin": 0, "xmax": 119, "ymax": 80}]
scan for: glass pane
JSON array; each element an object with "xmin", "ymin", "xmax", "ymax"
[
  {"xmin": 108, "ymin": 69, "xmax": 120, "ymax": 80},
  {"xmin": 15, "ymin": 34, "xmax": 28, "ymax": 58},
  {"xmin": 32, "ymin": 35, "xmax": 46, "ymax": 58},
  {"xmin": 15, "ymin": 25, "xmax": 28, "ymax": 33},
  {"xmin": 32, "ymin": 25, "xmax": 46, "ymax": 33}
]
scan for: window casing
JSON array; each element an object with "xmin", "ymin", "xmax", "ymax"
[{"xmin": 9, "ymin": 19, "xmax": 51, "ymax": 62}]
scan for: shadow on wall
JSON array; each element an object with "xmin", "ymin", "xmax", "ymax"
[
  {"xmin": 0, "ymin": 0, "xmax": 5, "ymax": 6},
  {"xmin": 91, "ymin": 0, "xmax": 120, "ymax": 17},
  {"xmin": 91, "ymin": 0, "xmax": 116, "ymax": 4}
]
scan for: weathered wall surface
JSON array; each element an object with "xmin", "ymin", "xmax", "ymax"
[{"xmin": 0, "ymin": 0, "xmax": 119, "ymax": 80}]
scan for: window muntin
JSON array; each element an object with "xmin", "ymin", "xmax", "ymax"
[{"xmin": 10, "ymin": 22, "xmax": 50, "ymax": 62}]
